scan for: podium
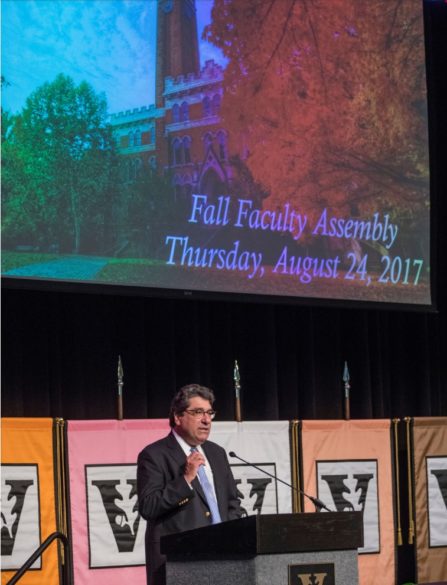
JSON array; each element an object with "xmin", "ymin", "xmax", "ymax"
[{"xmin": 161, "ymin": 512, "xmax": 363, "ymax": 585}]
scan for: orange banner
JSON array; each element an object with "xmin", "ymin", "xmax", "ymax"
[
  {"xmin": 412, "ymin": 417, "xmax": 447, "ymax": 584},
  {"xmin": 1, "ymin": 418, "xmax": 61, "ymax": 585},
  {"xmin": 300, "ymin": 419, "xmax": 395, "ymax": 585}
]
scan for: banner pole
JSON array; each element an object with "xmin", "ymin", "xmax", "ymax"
[
  {"xmin": 404, "ymin": 417, "xmax": 415, "ymax": 544},
  {"xmin": 117, "ymin": 355, "xmax": 124, "ymax": 420},
  {"xmin": 343, "ymin": 361, "xmax": 351, "ymax": 420},
  {"xmin": 392, "ymin": 418, "xmax": 403, "ymax": 545},
  {"xmin": 233, "ymin": 360, "xmax": 242, "ymax": 422}
]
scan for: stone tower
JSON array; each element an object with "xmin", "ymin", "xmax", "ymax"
[{"xmin": 155, "ymin": 0, "xmax": 200, "ymax": 107}]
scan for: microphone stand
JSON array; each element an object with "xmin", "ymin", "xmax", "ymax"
[{"xmin": 229, "ymin": 451, "xmax": 332, "ymax": 513}]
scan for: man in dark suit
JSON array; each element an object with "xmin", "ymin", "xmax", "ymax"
[{"xmin": 137, "ymin": 384, "xmax": 242, "ymax": 585}]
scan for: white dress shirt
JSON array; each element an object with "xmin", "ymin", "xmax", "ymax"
[{"xmin": 172, "ymin": 429, "xmax": 218, "ymax": 498}]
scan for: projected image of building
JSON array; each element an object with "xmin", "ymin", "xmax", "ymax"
[
  {"xmin": 109, "ymin": 0, "xmax": 257, "ymax": 256},
  {"xmin": 1, "ymin": 0, "xmax": 431, "ymax": 305}
]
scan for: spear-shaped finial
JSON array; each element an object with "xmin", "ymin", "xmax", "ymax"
[
  {"xmin": 117, "ymin": 355, "xmax": 124, "ymax": 420},
  {"xmin": 233, "ymin": 360, "xmax": 242, "ymax": 422},
  {"xmin": 343, "ymin": 361, "xmax": 350, "ymax": 420}
]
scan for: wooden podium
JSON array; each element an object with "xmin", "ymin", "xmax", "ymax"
[{"xmin": 161, "ymin": 512, "xmax": 363, "ymax": 585}]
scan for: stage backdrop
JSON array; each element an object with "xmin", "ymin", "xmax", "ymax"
[
  {"xmin": 1, "ymin": 418, "xmax": 61, "ymax": 585},
  {"xmin": 6, "ymin": 417, "xmax": 434, "ymax": 584},
  {"xmin": 300, "ymin": 419, "xmax": 396, "ymax": 585}
]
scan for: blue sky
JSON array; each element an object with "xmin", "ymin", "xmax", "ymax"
[{"xmin": 1, "ymin": 0, "xmax": 224, "ymax": 115}]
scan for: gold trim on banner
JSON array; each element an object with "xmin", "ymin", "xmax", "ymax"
[
  {"xmin": 404, "ymin": 416, "xmax": 415, "ymax": 545},
  {"xmin": 55, "ymin": 418, "xmax": 67, "ymax": 566},
  {"xmin": 392, "ymin": 418, "xmax": 403, "ymax": 546},
  {"xmin": 290, "ymin": 420, "xmax": 301, "ymax": 513}
]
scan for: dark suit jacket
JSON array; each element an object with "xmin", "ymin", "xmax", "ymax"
[{"xmin": 137, "ymin": 432, "xmax": 241, "ymax": 585}]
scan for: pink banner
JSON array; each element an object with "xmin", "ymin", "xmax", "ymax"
[
  {"xmin": 66, "ymin": 419, "xmax": 170, "ymax": 585},
  {"xmin": 301, "ymin": 419, "xmax": 395, "ymax": 585}
]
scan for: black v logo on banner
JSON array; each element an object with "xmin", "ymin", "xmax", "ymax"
[
  {"xmin": 235, "ymin": 476, "xmax": 272, "ymax": 515},
  {"xmin": 321, "ymin": 473, "xmax": 373, "ymax": 513},
  {"xmin": 92, "ymin": 479, "xmax": 141, "ymax": 553},
  {"xmin": 1, "ymin": 479, "xmax": 34, "ymax": 556},
  {"xmin": 431, "ymin": 469, "xmax": 447, "ymax": 510}
]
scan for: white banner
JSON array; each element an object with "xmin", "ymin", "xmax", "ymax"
[
  {"xmin": 210, "ymin": 421, "xmax": 292, "ymax": 515},
  {"xmin": 1, "ymin": 464, "xmax": 41, "ymax": 571},
  {"xmin": 426, "ymin": 455, "xmax": 447, "ymax": 547},
  {"xmin": 85, "ymin": 463, "xmax": 145, "ymax": 568},
  {"xmin": 316, "ymin": 459, "xmax": 379, "ymax": 553}
]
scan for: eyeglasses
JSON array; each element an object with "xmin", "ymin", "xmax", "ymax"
[{"xmin": 184, "ymin": 408, "xmax": 217, "ymax": 420}]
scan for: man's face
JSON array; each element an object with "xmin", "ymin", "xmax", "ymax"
[{"xmin": 174, "ymin": 396, "xmax": 213, "ymax": 446}]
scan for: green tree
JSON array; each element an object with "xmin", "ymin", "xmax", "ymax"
[
  {"xmin": 2, "ymin": 73, "xmax": 117, "ymax": 253},
  {"xmin": 117, "ymin": 162, "xmax": 178, "ymax": 258}
]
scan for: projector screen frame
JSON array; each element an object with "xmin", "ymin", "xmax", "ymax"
[{"xmin": 2, "ymin": 0, "xmax": 443, "ymax": 312}]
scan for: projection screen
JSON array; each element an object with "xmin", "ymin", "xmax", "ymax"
[{"xmin": 1, "ymin": 0, "xmax": 432, "ymax": 306}]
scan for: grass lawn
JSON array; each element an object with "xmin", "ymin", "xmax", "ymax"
[
  {"xmin": 96, "ymin": 258, "xmax": 165, "ymax": 283},
  {"xmin": 1, "ymin": 251, "xmax": 60, "ymax": 272}
]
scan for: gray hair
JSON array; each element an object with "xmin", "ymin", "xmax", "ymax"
[{"xmin": 169, "ymin": 384, "xmax": 215, "ymax": 427}]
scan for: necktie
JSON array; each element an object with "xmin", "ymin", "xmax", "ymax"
[{"xmin": 190, "ymin": 447, "xmax": 222, "ymax": 524}]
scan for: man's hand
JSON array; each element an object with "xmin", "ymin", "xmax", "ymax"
[{"xmin": 184, "ymin": 450, "xmax": 206, "ymax": 484}]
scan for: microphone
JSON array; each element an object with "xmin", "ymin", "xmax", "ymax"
[{"xmin": 228, "ymin": 451, "xmax": 332, "ymax": 512}]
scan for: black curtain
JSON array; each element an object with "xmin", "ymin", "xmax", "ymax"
[
  {"xmin": 2, "ymin": 285, "xmax": 446, "ymax": 421},
  {"xmin": 2, "ymin": 1, "xmax": 447, "ymax": 422}
]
